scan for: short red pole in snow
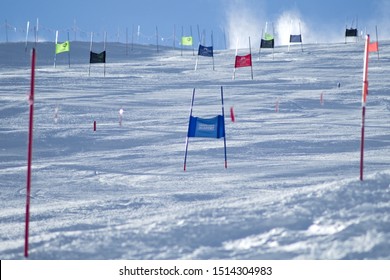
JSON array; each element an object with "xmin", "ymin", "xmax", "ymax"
[
  {"xmin": 320, "ymin": 92, "xmax": 324, "ymax": 105},
  {"xmin": 25, "ymin": 48, "xmax": 36, "ymax": 258},
  {"xmin": 94, "ymin": 120, "xmax": 96, "ymax": 131},
  {"xmin": 275, "ymin": 98, "xmax": 279, "ymax": 112},
  {"xmin": 230, "ymin": 107, "xmax": 235, "ymax": 122}
]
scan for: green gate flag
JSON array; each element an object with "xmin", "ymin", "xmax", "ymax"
[
  {"xmin": 181, "ymin": 36, "xmax": 193, "ymax": 46},
  {"xmin": 55, "ymin": 41, "xmax": 70, "ymax": 54},
  {"xmin": 264, "ymin": 33, "xmax": 274, "ymax": 40}
]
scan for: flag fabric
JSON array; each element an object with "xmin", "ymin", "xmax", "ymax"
[
  {"xmin": 235, "ymin": 54, "xmax": 252, "ymax": 68},
  {"xmin": 198, "ymin": 45, "xmax": 213, "ymax": 57},
  {"xmin": 181, "ymin": 36, "xmax": 193, "ymax": 46},
  {"xmin": 55, "ymin": 41, "xmax": 70, "ymax": 54},
  {"xmin": 187, "ymin": 115, "xmax": 225, "ymax": 139},
  {"xmin": 345, "ymin": 28, "xmax": 358, "ymax": 37},
  {"xmin": 368, "ymin": 41, "xmax": 379, "ymax": 52},
  {"xmin": 289, "ymin": 35, "xmax": 302, "ymax": 43},
  {"xmin": 260, "ymin": 39, "xmax": 274, "ymax": 49},
  {"xmin": 90, "ymin": 51, "xmax": 106, "ymax": 63},
  {"xmin": 264, "ymin": 33, "xmax": 274, "ymax": 40}
]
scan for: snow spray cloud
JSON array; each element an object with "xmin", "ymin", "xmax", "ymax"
[
  {"xmin": 223, "ymin": 0, "xmax": 265, "ymax": 49},
  {"xmin": 275, "ymin": 9, "xmax": 342, "ymax": 45},
  {"xmin": 275, "ymin": 9, "xmax": 308, "ymax": 46},
  {"xmin": 371, "ymin": 0, "xmax": 390, "ymax": 39}
]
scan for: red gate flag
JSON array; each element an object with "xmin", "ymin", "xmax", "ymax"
[
  {"xmin": 368, "ymin": 41, "xmax": 378, "ymax": 53},
  {"xmin": 235, "ymin": 54, "xmax": 252, "ymax": 68}
]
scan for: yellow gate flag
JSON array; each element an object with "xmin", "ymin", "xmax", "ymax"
[
  {"xmin": 181, "ymin": 36, "xmax": 193, "ymax": 46},
  {"xmin": 56, "ymin": 41, "xmax": 70, "ymax": 54}
]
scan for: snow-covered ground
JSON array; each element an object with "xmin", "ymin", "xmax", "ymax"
[{"xmin": 1, "ymin": 40, "xmax": 389, "ymax": 260}]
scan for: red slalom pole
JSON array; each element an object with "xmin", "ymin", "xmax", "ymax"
[
  {"xmin": 360, "ymin": 35, "xmax": 370, "ymax": 181},
  {"xmin": 230, "ymin": 106, "xmax": 235, "ymax": 122},
  {"xmin": 25, "ymin": 48, "xmax": 36, "ymax": 258}
]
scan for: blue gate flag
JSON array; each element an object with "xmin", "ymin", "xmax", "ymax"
[
  {"xmin": 198, "ymin": 45, "xmax": 214, "ymax": 57},
  {"xmin": 260, "ymin": 39, "xmax": 274, "ymax": 48},
  {"xmin": 188, "ymin": 115, "xmax": 225, "ymax": 138},
  {"xmin": 183, "ymin": 87, "xmax": 227, "ymax": 171},
  {"xmin": 345, "ymin": 28, "xmax": 358, "ymax": 37},
  {"xmin": 289, "ymin": 35, "xmax": 302, "ymax": 43}
]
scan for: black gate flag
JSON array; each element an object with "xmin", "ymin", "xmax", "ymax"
[{"xmin": 90, "ymin": 51, "xmax": 106, "ymax": 63}]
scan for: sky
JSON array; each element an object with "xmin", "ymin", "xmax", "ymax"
[{"xmin": 0, "ymin": 0, "xmax": 387, "ymax": 48}]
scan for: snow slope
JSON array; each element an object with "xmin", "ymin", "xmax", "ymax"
[{"xmin": 0, "ymin": 40, "xmax": 389, "ymax": 259}]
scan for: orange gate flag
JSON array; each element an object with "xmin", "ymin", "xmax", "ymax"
[{"xmin": 368, "ymin": 41, "xmax": 379, "ymax": 52}]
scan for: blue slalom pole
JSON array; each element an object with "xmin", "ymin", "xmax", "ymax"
[
  {"xmin": 184, "ymin": 88, "xmax": 196, "ymax": 171},
  {"xmin": 221, "ymin": 86, "xmax": 227, "ymax": 168}
]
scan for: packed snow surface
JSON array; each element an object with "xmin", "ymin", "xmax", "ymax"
[{"xmin": 0, "ymin": 41, "xmax": 389, "ymax": 259}]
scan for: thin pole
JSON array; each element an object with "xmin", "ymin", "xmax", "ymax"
[
  {"xmin": 181, "ymin": 26, "xmax": 183, "ymax": 57},
  {"xmin": 249, "ymin": 36, "xmax": 253, "ymax": 80},
  {"xmin": 173, "ymin": 24, "xmax": 176, "ymax": 50},
  {"xmin": 73, "ymin": 19, "xmax": 77, "ymax": 41},
  {"xmin": 184, "ymin": 88, "xmax": 196, "ymax": 171},
  {"xmin": 190, "ymin": 26, "xmax": 194, "ymax": 56},
  {"xmin": 35, "ymin": 18, "xmax": 39, "ymax": 47},
  {"xmin": 376, "ymin": 25, "xmax": 380, "ymax": 60},
  {"xmin": 126, "ymin": 27, "xmax": 128, "ymax": 56},
  {"xmin": 89, "ymin": 32, "xmax": 93, "ymax": 76},
  {"xmin": 5, "ymin": 19, "xmax": 8, "ymax": 43},
  {"xmin": 194, "ymin": 43, "xmax": 200, "ymax": 71},
  {"xmin": 299, "ymin": 22, "xmax": 303, "ymax": 52},
  {"xmin": 261, "ymin": 22, "xmax": 268, "ymax": 59},
  {"xmin": 233, "ymin": 38, "xmax": 238, "ymax": 80},
  {"xmin": 54, "ymin": 30, "xmax": 58, "ymax": 68},
  {"xmin": 211, "ymin": 31, "xmax": 215, "ymax": 71},
  {"xmin": 156, "ymin": 26, "xmax": 159, "ymax": 53},
  {"xmin": 345, "ymin": 25, "xmax": 347, "ymax": 44},
  {"xmin": 103, "ymin": 32, "xmax": 107, "ymax": 51},
  {"xmin": 197, "ymin": 24, "xmax": 201, "ymax": 44},
  {"xmin": 223, "ymin": 27, "xmax": 227, "ymax": 50},
  {"xmin": 25, "ymin": 21, "xmax": 30, "ymax": 52},
  {"xmin": 67, "ymin": 31, "xmax": 70, "ymax": 68},
  {"xmin": 272, "ymin": 23, "xmax": 275, "ymax": 60},
  {"xmin": 103, "ymin": 31, "xmax": 107, "ymax": 77},
  {"xmin": 221, "ymin": 86, "xmax": 227, "ymax": 168},
  {"xmin": 360, "ymin": 34, "xmax": 370, "ymax": 181},
  {"xmin": 25, "ymin": 48, "xmax": 36, "ymax": 258},
  {"xmin": 258, "ymin": 28, "xmax": 263, "ymax": 60},
  {"xmin": 131, "ymin": 24, "xmax": 134, "ymax": 51},
  {"xmin": 288, "ymin": 20, "xmax": 292, "ymax": 52}
]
